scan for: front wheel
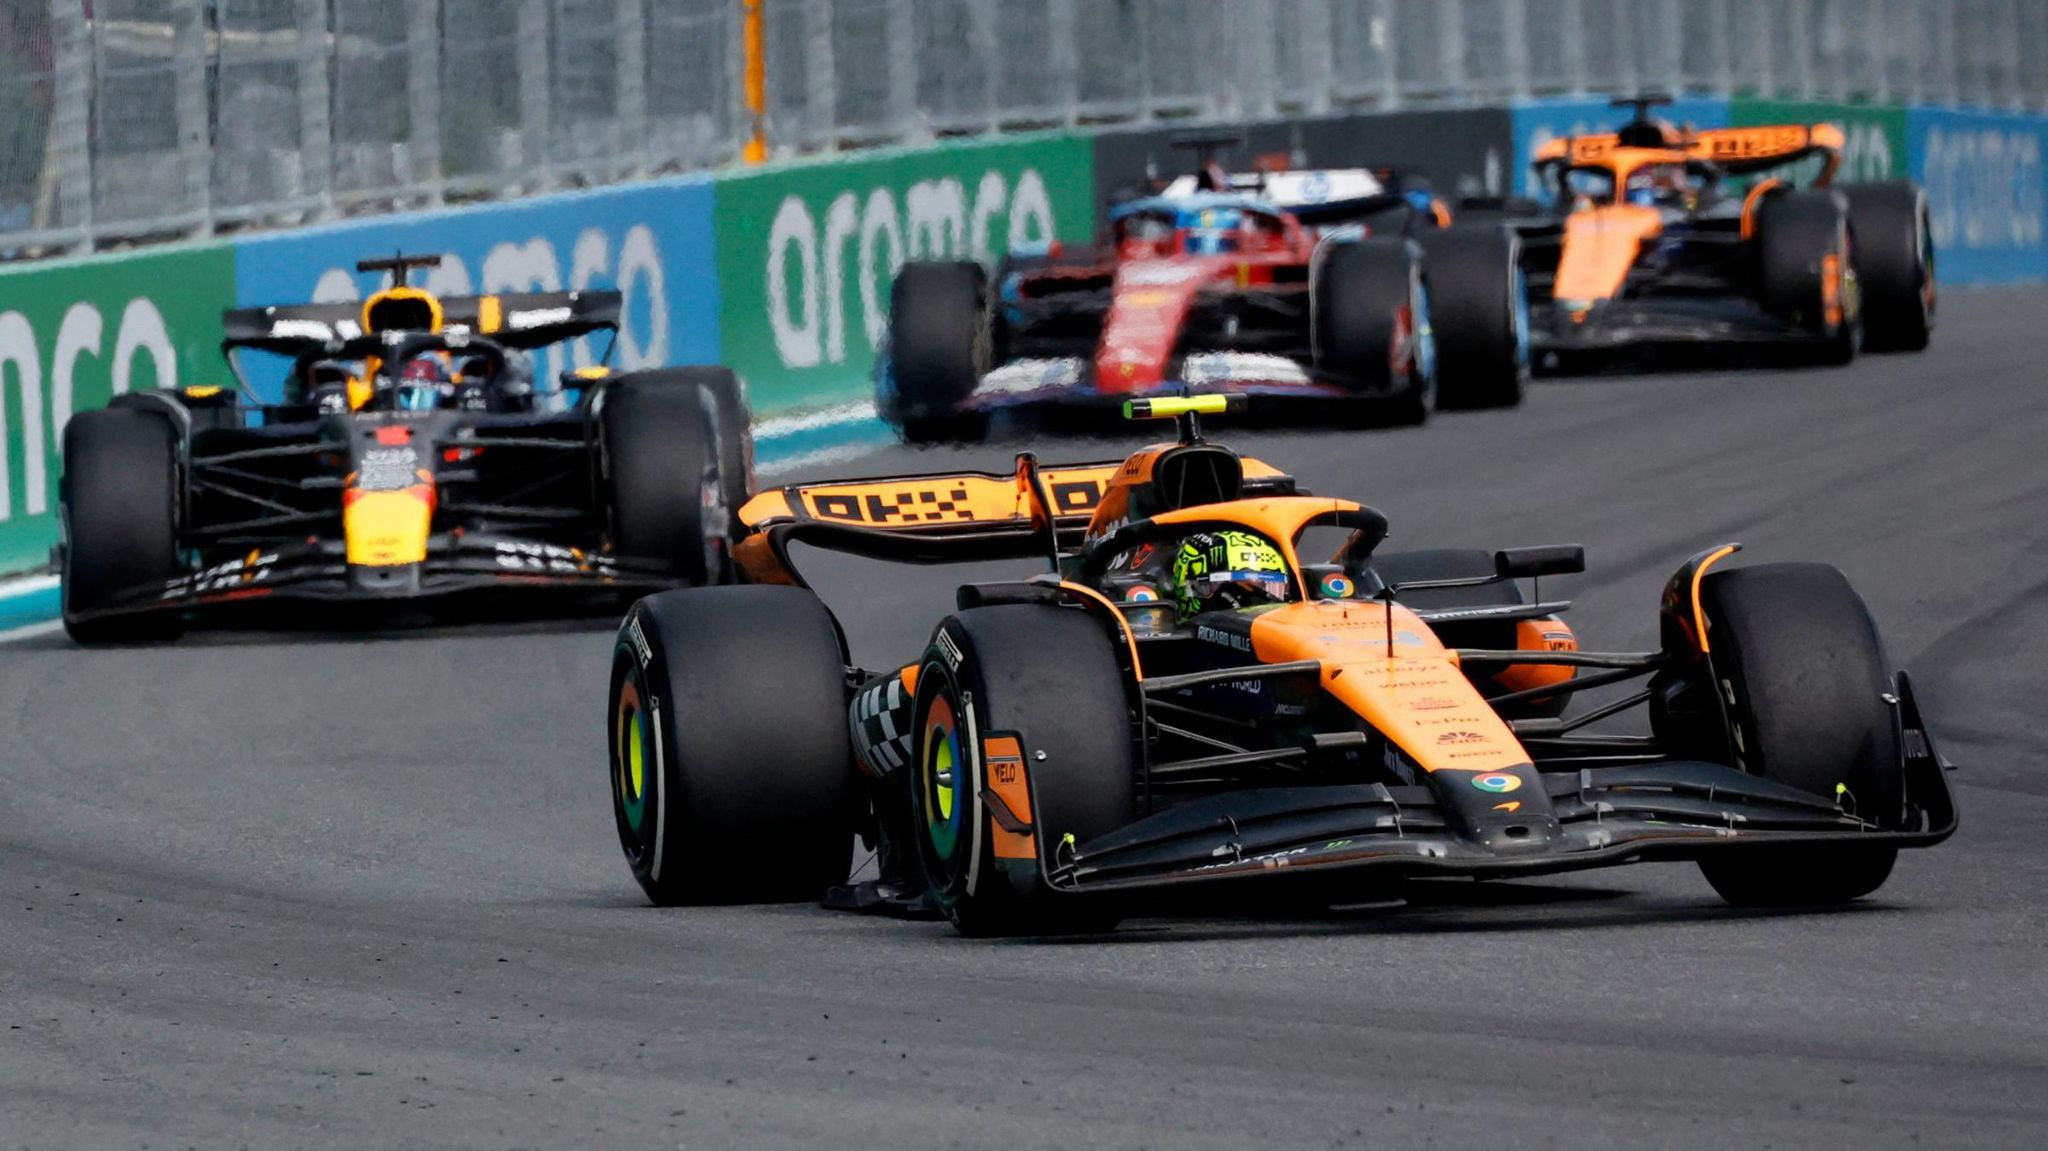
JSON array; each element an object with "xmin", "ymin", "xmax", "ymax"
[
  {"xmin": 910, "ymin": 604, "xmax": 1136, "ymax": 936},
  {"xmin": 1845, "ymin": 181, "xmax": 1935, "ymax": 353},
  {"xmin": 61, "ymin": 407, "xmax": 184, "ymax": 644},
  {"xmin": 609, "ymin": 586, "xmax": 859, "ymax": 905},
  {"xmin": 1418, "ymin": 225, "xmax": 1529, "ymax": 410},
  {"xmin": 1313, "ymin": 238, "xmax": 1434, "ymax": 425},
  {"xmin": 1691, "ymin": 563, "xmax": 1905, "ymax": 906},
  {"xmin": 1756, "ymin": 190, "xmax": 1859, "ymax": 366},
  {"xmin": 602, "ymin": 371, "xmax": 731, "ymax": 585}
]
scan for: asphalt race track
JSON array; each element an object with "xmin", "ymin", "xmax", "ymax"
[{"xmin": 4, "ymin": 289, "xmax": 2047, "ymax": 1149}]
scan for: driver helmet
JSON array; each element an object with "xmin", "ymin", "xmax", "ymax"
[
  {"xmin": 1169, "ymin": 529, "xmax": 1291, "ymax": 621},
  {"xmin": 1185, "ymin": 207, "xmax": 1244, "ymax": 255},
  {"xmin": 393, "ymin": 355, "xmax": 450, "ymax": 412}
]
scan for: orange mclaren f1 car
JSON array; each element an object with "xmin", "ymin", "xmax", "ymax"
[
  {"xmin": 606, "ymin": 395, "xmax": 1955, "ymax": 935},
  {"xmin": 1507, "ymin": 97, "xmax": 1934, "ymax": 367}
]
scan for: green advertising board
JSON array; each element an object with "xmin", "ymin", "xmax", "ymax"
[
  {"xmin": 0, "ymin": 241, "xmax": 236, "ymax": 573},
  {"xmin": 1730, "ymin": 99, "xmax": 1908, "ymax": 183},
  {"xmin": 713, "ymin": 132, "xmax": 1096, "ymax": 415}
]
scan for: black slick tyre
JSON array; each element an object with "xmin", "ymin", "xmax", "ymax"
[
  {"xmin": 1694, "ymin": 563, "xmax": 1904, "ymax": 906},
  {"xmin": 1418, "ymin": 226, "xmax": 1529, "ymax": 410},
  {"xmin": 61, "ymin": 407, "xmax": 183, "ymax": 644},
  {"xmin": 886, "ymin": 261, "xmax": 988, "ymax": 444},
  {"xmin": 602, "ymin": 373, "xmax": 726, "ymax": 585},
  {"xmin": 1314, "ymin": 237, "xmax": 1433, "ymax": 425},
  {"xmin": 1844, "ymin": 181, "xmax": 1935, "ymax": 353},
  {"xmin": 609, "ymin": 586, "xmax": 858, "ymax": 905},
  {"xmin": 910, "ymin": 604, "xmax": 1135, "ymax": 936},
  {"xmin": 678, "ymin": 366, "xmax": 756, "ymax": 537},
  {"xmin": 1755, "ymin": 189, "xmax": 1859, "ymax": 366}
]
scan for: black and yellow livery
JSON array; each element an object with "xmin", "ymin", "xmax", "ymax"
[
  {"xmin": 58, "ymin": 254, "xmax": 754, "ymax": 642},
  {"xmin": 606, "ymin": 395, "xmax": 1955, "ymax": 935}
]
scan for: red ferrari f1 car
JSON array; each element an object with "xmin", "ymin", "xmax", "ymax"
[{"xmin": 879, "ymin": 146, "xmax": 1531, "ymax": 441}]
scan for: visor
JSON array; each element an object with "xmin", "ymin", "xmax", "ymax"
[{"xmin": 1198, "ymin": 569, "xmax": 1290, "ymax": 608}]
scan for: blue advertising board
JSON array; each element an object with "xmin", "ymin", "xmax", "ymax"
[
  {"xmin": 1908, "ymin": 106, "xmax": 2048, "ymax": 284},
  {"xmin": 1508, "ymin": 96, "xmax": 1732, "ymax": 202},
  {"xmin": 231, "ymin": 176, "xmax": 720, "ymax": 402}
]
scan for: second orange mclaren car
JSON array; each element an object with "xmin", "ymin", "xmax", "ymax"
[{"xmin": 1509, "ymin": 97, "xmax": 1934, "ymax": 368}]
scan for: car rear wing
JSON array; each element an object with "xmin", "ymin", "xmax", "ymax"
[
  {"xmin": 221, "ymin": 289, "xmax": 624, "ymax": 357},
  {"xmin": 733, "ymin": 449, "xmax": 1293, "ymax": 586},
  {"xmin": 1533, "ymin": 123, "xmax": 1846, "ymax": 182}
]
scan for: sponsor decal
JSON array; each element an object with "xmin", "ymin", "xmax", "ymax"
[
  {"xmin": 0, "ymin": 241, "xmax": 235, "ymax": 573},
  {"xmin": 1437, "ymin": 730, "xmax": 1487, "ymax": 745},
  {"xmin": 1493, "ymin": 801, "xmax": 1522, "ymax": 813},
  {"xmin": 356, "ymin": 446, "xmax": 422, "ymax": 493},
  {"xmin": 627, "ymin": 613, "xmax": 654, "ymax": 667},
  {"xmin": 1409, "ymin": 696, "xmax": 1460, "ymax": 711},
  {"xmin": 1195, "ymin": 624, "xmax": 1252, "ymax": 652},
  {"xmin": 1119, "ymin": 262, "xmax": 1204, "ymax": 287},
  {"xmin": 1471, "ymin": 772, "xmax": 1523, "ymax": 794},
  {"xmin": 936, "ymin": 628, "xmax": 965, "ymax": 670},
  {"xmin": 719, "ymin": 135, "xmax": 1094, "ymax": 412},
  {"xmin": 1318, "ymin": 572, "xmax": 1356, "ymax": 599}
]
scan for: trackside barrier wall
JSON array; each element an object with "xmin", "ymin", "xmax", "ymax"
[
  {"xmin": 4, "ymin": 106, "xmax": 2047, "ymax": 583},
  {"xmin": 0, "ymin": 243, "xmax": 236, "ymax": 573},
  {"xmin": 232, "ymin": 178, "xmax": 723, "ymax": 404},
  {"xmin": 709, "ymin": 133, "xmax": 1097, "ymax": 416}
]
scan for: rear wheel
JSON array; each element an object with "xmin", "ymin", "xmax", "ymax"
[
  {"xmin": 1845, "ymin": 181, "xmax": 1935, "ymax": 353},
  {"xmin": 885, "ymin": 261, "xmax": 989, "ymax": 444},
  {"xmin": 911, "ymin": 605, "xmax": 1135, "ymax": 936},
  {"xmin": 610, "ymin": 586, "xmax": 858, "ymax": 905},
  {"xmin": 602, "ymin": 373, "xmax": 727, "ymax": 585},
  {"xmin": 686, "ymin": 367, "xmax": 756, "ymax": 537},
  {"xmin": 61, "ymin": 407, "xmax": 183, "ymax": 644},
  {"xmin": 1756, "ymin": 189, "xmax": 1859, "ymax": 366},
  {"xmin": 1418, "ymin": 226, "xmax": 1529, "ymax": 410},
  {"xmin": 1314, "ymin": 238, "xmax": 1434, "ymax": 425},
  {"xmin": 1693, "ymin": 563, "xmax": 1904, "ymax": 906}
]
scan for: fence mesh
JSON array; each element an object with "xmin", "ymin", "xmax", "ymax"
[
  {"xmin": 6, "ymin": 0, "xmax": 2044, "ymax": 254},
  {"xmin": 0, "ymin": 0, "xmax": 56, "ymax": 239}
]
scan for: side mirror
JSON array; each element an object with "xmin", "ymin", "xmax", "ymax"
[{"xmin": 1495, "ymin": 545, "xmax": 1585, "ymax": 581}]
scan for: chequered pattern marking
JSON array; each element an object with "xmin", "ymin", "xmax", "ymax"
[
  {"xmin": 864, "ymin": 487, "xmax": 974, "ymax": 524},
  {"xmin": 850, "ymin": 674, "xmax": 915, "ymax": 780}
]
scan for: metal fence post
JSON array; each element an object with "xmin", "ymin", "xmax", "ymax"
[
  {"xmin": 1045, "ymin": 0, "xmax": 1076, "ymax": 126},
  {"xmin": 295, "ymin": 0, "xmax": 333, "ymax": 218},
  {"xmin": 1501, "ymin": 0, "xmax": 1531, "ymax": 100},
  {"xmin": 1440, "ymin": 0, "xmax": 1467, "ymax": 104},
  {"xmin": 518, "ymin": 0, "xmax": 552, "ymax": 179},
  {"xmin": 1299, "ymin": 0, "xmax": 1335, "ymax": 114},
  {"xmin": 174, "ymin": 0, "xmax": 210, "ymax": 234},
  {"xmin": 885, "ymin": 0, "xmax": 916, "ymax": 138},
  {"xmin": 616, "ymin": 0, "xmax": 648, "ymax": 173},
  {"xmin": 1374, "ymin": 0, "xmax": 1400, "ymax": 108},
  {"xmin": 803, "ymin": 0, "xmax": 835, "ymax": 148},
  {"xmin": 408, "ymin": 0, "xmax": 443, "ymax": 202},
  {"xmin": 49, "ymin": 0, "xmax": 92, "ymax": 246},
  {"xmin": 1558, "ymin": 0, "xmax": 1586, "ymax": 96}
]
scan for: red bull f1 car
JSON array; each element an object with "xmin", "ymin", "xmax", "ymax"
[
  {"xmin": 1505, "ymin": 97, "xmax": 1935, "ymax": 368},
  {"xmin": 58, "ymin": 255, "xmax": 752, "ymax": 643},
  {"xmin": 607, "ymin": 394, "xmax": 1955, "ymax": 934},
  {"xmin": 878, "ymin": 146, "xmax": 1531, "ymax": 442}
]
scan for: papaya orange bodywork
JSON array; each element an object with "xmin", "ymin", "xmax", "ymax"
[
  {"xmin": 1553, "ymin": 205, "xmax": 1662, "ymax": 305},
  {"xmin": 1247, "ymin": 600, "xmax": 1528, "ymax": 776},
  {"xmin": 982, "ymin": 734, "xmax": 1037, "ymax": 862}
]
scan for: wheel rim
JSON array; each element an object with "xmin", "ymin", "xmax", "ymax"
[
  {"xmin": 921, "ymin": 691, "xmax": 964, "ymax": 864},
  {"xmin": 614, "ymin": 670, "xmax": 652, "ymax": 853}
]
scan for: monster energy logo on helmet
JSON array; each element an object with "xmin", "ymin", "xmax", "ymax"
[{"xmin": 1170, "ymin": 530, "xmax": 1291, "ymax": 620}]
